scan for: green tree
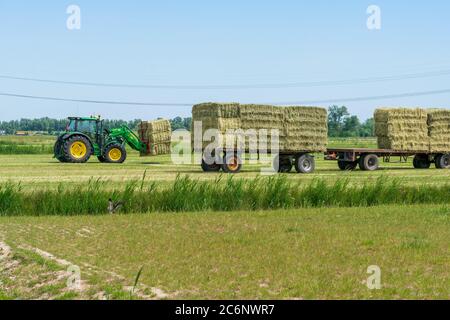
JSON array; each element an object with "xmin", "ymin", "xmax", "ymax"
[
  {"xmin": 359, "ymin": 118, "xmax": 374, "ymax": 137},
  {"xmin": 343, "ymin": 115, "xmax": 361, "ymax": 137},
  {"xmin": 328, "ymin": 105, "xmax": 349, "ymax": 137}
]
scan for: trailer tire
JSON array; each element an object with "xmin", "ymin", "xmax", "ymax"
[
  {"xmin": 413, "ymin": 155, "xmax": 431, "ymax": 169},
  {"xmin": 273, "ymin": 155, "xmax": 293, "ymax": 173},
  {"xmin": 201, "ymin": 159, "xmax": 221, "ymax": 172},
  {"xmin": 338, "ymin": 160, "xmax": 357, "ymax": 171},
  {"xmin": 222, "ymin": 153, "xmax": 242, "ymax": 174},
  {"xmin": 435, "ymin": 154, "xmax": 450, "ymax": 169},
  {"xmin": 295, "ymin": 154, "xmax": 315, "ymax": 174},
  {"xmin": 359, "ymin": 154, "xmax": 379, "ymax": 171}
]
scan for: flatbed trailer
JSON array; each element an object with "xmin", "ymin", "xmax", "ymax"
[
  {"xmin": 200, "ymin": 148, "xmax": 318, "ymax": 174},
  {"xmin": 325, "ymin": 148, "xmax": 450, "ymax": 171}
]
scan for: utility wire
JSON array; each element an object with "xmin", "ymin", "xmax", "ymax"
[
  {"xmin": 1, "ymin": 69, "xmax": 450, "ymax": 89},
  {"xmin": 1, "ymin": 88, "xmax": 450, "ymax": 106}
]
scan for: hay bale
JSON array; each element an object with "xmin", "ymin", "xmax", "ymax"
[
  {"xmin": 192, "ymin": 103, "xmax": 241, "ymax": 150},
  {"xmin": 428, "ymin": 109, "xmax": 450, "ymax": 152},
  {"xmin": 138, "ymin": 119, "xmax": 172, "ymax": 156},
  {"xmin": 374, "ymin": 108, "xmax": 429, "ymax": 151},
  {"xmin": 192, "ymin": 103, "xmax": 327, "ymax": 152},
  {"xmin": 283, "ymin": 106, "xmax": 328, "ymax": 152}
]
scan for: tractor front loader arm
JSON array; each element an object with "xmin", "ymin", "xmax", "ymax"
[{"xmin": 108, "ymin": 125, "xmax": 147, "ymax": 152}]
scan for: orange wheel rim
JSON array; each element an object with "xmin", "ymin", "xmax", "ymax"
[{"xmin": 227, "ymin": 157, "xmax": 239, "ymax": 171}]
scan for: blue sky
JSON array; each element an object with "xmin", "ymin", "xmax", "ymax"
[{"xmin": 0, "ymin": 0, "xmax": 449, "ymax": 121}]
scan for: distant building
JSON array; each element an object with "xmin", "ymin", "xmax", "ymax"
[
  {"xmin": 0, "ymin": 130, "xmax": 5, "ymax": 135},
  {"xmin": 15, "ymin": 131, "xmax": 29, "ymax": 136}
]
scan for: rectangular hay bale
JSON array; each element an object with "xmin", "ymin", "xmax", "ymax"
[
  {"xmin": 428, "ymin": 109, "xmax": 450, "ymax": 152},
  {"xmin": 374, "ymin": 108, "xmax": 429, "ymax": 151},
  {"xmin": 139, "ymin": 119, "xmax": 172, "ymax": 156}
]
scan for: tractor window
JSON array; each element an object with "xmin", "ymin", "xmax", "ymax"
[
  {"xmin": 77, "ymin": 121, "xmax": 96, "ymax": 133},
  {"xmin": 67, "ymin": 120, "xmax": 76, "ymax": 131}
]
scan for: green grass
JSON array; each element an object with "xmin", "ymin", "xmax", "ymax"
[
  {"xmin": 0, "ymin": 205, "xmax": 448, "ymax": 299},
  {"xmin": 2, "ymin": 175, "xmax": 450, "ymax": 216},
  {"xmin": 0, "ymin": 136, "xmax": 448, "ymax": 300},
  {"xmin": 2, "ymin": 135, "xmax": 450, "ymax": 191},
  {"xmin": 0, "ymin": 135, "xmax": 54, "ymax": 154}
]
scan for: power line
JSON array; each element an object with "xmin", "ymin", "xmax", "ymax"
[
  {"xmin": 0, "ymin": 92, "xmax": 192, "ymax": 106},
  {"xmin": 1, "ymin": 69, "xmax": 450, "ymax": 90},
  {"xmin": 1, "ymin": 88, "xmax": 450, "ymax": 106},
  {"xmin": 271, "ymin": 88, "xmax": 450, "ymax": 105}
]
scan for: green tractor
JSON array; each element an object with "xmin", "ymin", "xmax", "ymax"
[{"xmin": 54, "ymin": 116, "xmax": 147, "ymax": 163}]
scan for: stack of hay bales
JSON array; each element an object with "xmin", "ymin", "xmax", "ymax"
[
  {"xmin": 374, "ymin": 108, "xmax": 429, "ymax": 151},
  {"xmin": 191, "ymin": 103, "xmax": 241, "ymax": 151},
  {"xmin": 191, "ymin": 102, "xmax": 328, "ymax": 152},
  {"xmin": 284, "ymin": 107, "xmax": 328, "ymax": 152},
  {"xmin": 138, "ymin": 119, "xmax": 172, "ymax": 156},
  {"xmin": 240, "ymin": 104, "xmax": 285, "ymax": 150},
  {"xmin": 427, "ymin": 109, "xmax": 450, "ymax": 152}
]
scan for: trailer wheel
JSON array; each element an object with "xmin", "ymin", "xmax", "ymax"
[
  {"xmin": 222, "ymin": 153, "xmax": 242, "ymax": 174},
  {"xmin": 435, "ymin": 154, "xmax": 450, "ymax": 169},
  {"xmin": 413, "ymin": 155, "xmax": 431, "ymax": 169},
  {"xmin": 201, "ymin": 159, "xmax": 221, "ymax": 172},
  {"xmin": 359, "ymin": 154, "xmax": 379, "ymax": 171},
  {"xmin": 273, "ymin": 155, "xmax": 293, "ymax": 173},
  {"xmin": 338, "ymin": 161, "xmax": 357, "ymax": 171},
  {"xmin": 295, "ymin": 154, "xmax": 315, "ymax": 174}
]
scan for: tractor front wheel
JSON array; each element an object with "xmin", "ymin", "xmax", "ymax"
[
  {"xmin": 63, "ymin": 135, "xmax": 92, "ymax": 163},
  {"xmin": 103, "ymin": 144, "xmax": 127, "ymax": 163}
]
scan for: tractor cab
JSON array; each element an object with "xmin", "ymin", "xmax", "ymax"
[{"xmin": 66, "ymin": 117, "xmax": 103, "ymax": 138}]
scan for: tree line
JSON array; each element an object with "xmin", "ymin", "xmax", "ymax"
[
  {"xmin": 0, "ymin": 117, "xmax": 193, "ymax": 135},
  {"xmin": 0, "ymin": 106, "xmax": 373, "ymax": 137}
]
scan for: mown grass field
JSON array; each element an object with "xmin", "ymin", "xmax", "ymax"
[
  {"xmin": 1, "ymin": 206, "xmax": 448, "ymax": 300},
  {"xmin": 0, "ymin": 136, "xmax": 449, "ymax": 300}
]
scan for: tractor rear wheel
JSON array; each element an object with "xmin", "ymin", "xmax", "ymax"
[
  {"xmin": 62, "ymin": 135, "xmax": 92, "ymax": 163},
  {"xmin": 103, "ymin": 144, "xmax": 127, "ymax": 163},
  {"xmin": 54, "ymin": 139, "xmax": 67, "ymax": 163}
]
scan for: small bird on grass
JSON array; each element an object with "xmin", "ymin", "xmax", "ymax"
[{"xmin": 108, "ymin": 199, "xmax": 124, "ymax": 214}]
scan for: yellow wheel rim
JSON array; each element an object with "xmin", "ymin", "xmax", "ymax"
[
  {"xmin": 70, "ymin": 141, "xmax": 87, "ymax": 159},
  {"xmin": 108, "ymin": 148, "xmax": 122, "ymax": 161}
]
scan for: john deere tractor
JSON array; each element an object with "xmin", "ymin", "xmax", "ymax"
[{"xmin": 54, "ymin": 116, "xmax": 146, "ymax": 163}]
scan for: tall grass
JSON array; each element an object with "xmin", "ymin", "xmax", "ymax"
[
  {"xmin": 1, "ymin": 175, "xmax": 450, "ymax": 216},
  {"xmin": 0, "ymin": 141, "xmax": 53, "ymax": 155}
]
